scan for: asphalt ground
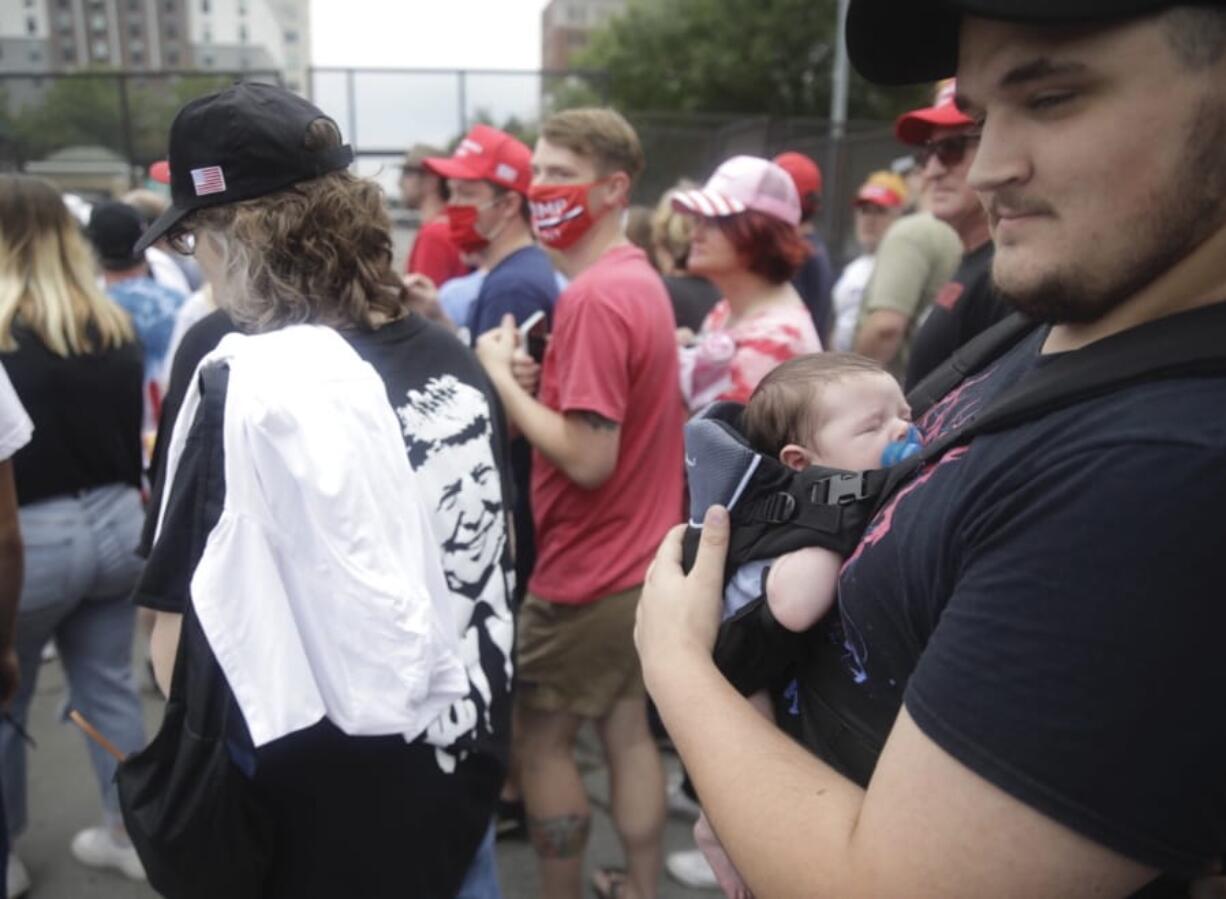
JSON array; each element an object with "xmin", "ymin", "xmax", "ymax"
[{"xmin": 15, "ymin": 652, "xmax": 713, "ymax": 899}]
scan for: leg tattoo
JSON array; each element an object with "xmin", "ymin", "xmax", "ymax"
[{"xmin": 528, "ymin": 813, "xmax": 591, "ymax": 859}]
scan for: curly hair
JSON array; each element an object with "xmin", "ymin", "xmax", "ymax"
[{"xmin": 187, "ymin": 118, "xmax": 408, "ymax": 333}]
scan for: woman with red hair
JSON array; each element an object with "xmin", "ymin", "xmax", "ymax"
[{"xmin": 672, "ymin": 156, "xmax": 820, "ymax": 412}]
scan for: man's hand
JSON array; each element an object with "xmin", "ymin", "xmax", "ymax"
[
  {"xmin": 635, "ymin": 505, "xmax": 728, "ymax": 684},
  {"xmin": 676, "ymin": 326, "xmax": 697, "ymax": 347},
  {"xmin": 0, "ymin": 647, "xmax": 18, "ymax": 707},
  {"xmin": 403, "ymin": 273, "xmax": 450, "ymax": 326},
  {"xmin": 511, "ymin": 351, "xmax": 541, "ymax": 396},
  {"xmin": 475, "ymin": 314, "xmax": 520, "ymax": 381}
]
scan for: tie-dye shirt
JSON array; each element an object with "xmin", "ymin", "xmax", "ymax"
[{"xmin": 680, "ymin": 296, "xmax": 821, "ymax": 411}]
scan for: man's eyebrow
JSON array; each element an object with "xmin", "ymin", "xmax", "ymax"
[
  {"xmin": 956, "ymin": 58, "xmax": 1088, "ymax": 112},
  {"xmin": 999, "ymin": 57, "xmax": 1088, "ymax": 88}
]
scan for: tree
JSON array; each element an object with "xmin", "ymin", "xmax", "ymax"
[
  {"xmin": 9, "ymin": 71, "xmax": 266, "ymax": 167},
  {"xmin": 577, "ymin": 0, "xmax": 927, "ymax": 120}
]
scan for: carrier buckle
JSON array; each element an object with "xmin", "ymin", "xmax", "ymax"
[
  {"xmin": 758, "ymin": 492, "xmax": 797, "ymax": 523},
  {"xmin": 813, "ymin": 472, "xmax": 867, "ymax": 507}
]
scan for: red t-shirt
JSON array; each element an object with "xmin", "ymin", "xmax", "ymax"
[
  {"xmin": 529, "ymin": 245, "xmax": 685, "ymax": 605},
  {"xmin": 407, "ymin": 216, "xmax": 468, "ymax": 288}
]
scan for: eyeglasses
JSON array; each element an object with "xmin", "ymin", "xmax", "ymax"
[
  {"xmin": 166, "ymin": 227, "xmax": 196, "ymax": 256},
  {"xmin": 917, "ymin": 131, "xmax": 981, "ymax": 169}
]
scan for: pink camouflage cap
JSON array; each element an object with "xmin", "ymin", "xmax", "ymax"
[{"xmin": 671, "ymin": 155, "xmax": 802, "ymax": 226}]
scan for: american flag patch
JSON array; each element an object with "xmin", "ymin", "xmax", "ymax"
[{"xmin": 191, "ymin": 166, "xmax": 227, "ymax": 196}]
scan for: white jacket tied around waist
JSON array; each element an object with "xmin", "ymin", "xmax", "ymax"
[{"xmin": 156, "ymin": 324, "xmax": 469, "ymax": 748}]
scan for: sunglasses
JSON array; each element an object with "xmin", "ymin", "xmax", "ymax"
[{"xmin": 917, "ymin": 131, "xmax": 982, "ymax": 169}]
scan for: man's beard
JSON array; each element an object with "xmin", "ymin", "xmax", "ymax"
[{"xmin": 996, "ymin": 94, "xmax": 1226, "ymax": 324}]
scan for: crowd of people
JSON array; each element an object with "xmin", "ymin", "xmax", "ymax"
[{"xmin": 0, "ymin": 1, "xmax": 1224, "ymax": 897}]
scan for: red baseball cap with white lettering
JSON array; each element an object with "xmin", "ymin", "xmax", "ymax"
[{"xmin": 423, "ymin": 125, "xmax": 533, "ymax": 197}]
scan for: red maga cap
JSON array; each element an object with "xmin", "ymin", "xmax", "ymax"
[{"xmin": 423, "ymin": 124, "xmax": 533, "ymax": 196}]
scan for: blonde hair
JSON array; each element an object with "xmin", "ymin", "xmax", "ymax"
[
  {"xmin": 540, "ymin": 108, "xmax": 645, "ymax": 182},
  {"xmin": 187, "ymin": 118, "xmax": 409, "ymax": 333},
  {"xmin": 650, "ymin": 179, "xmax": 699, "ymax": 272},
  {"xmin": 121, "ymin": 188, "xmax": 169, "ymax": 224},
  {"xmin": 745, "ymin": 353, "xmax": 887, "ymax": 458},
  {"xmin": 0, "ymin": 175, "xmax": 135, "ymax": 356}
]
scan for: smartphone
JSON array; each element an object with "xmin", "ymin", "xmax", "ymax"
[{"xmin": 519, "ymin": 310, "xmax": 549, "ymax": 364}]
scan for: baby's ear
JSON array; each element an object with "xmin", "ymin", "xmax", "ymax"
[{"xmin": 779, "ymin": 444, "xmax": 812, "ymax": 472}]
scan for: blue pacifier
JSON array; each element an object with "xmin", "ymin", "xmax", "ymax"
[{"xmin": 880, "ymin": 424, "xmax": 924, "ymax": 466}]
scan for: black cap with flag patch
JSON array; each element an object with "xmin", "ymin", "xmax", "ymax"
[
  {"xmin": 845, "ymin": 0, "xmax": 1197, "ymax": 85},
  {"xmin": 134, "ymin": 81, "xmax": 354, "ymax": 254}
]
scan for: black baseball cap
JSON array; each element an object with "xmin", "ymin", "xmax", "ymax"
[
  {"xmin": 846, "ymin": 0, "xmax": 1192, "ymax": 85},
  {"xmin": 87, "ymin": 201, "xmax": 145, "ymax": 270},
  {"xmin": 135, "ymin": 81, "xmax": 354, "ymax": 254}
]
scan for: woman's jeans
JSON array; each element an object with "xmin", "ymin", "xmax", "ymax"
[{"xmin": 0, "ymin": 484, "xmax": 147, "ymax": 839}]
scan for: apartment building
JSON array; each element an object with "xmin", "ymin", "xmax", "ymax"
[{"xmin": 540, "ymin": 0, "xmax": 625, "ymax": 71}]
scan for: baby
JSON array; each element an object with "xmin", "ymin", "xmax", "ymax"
[
  {"xmin": 738, "ymin": 351, "xmax": 919, "ymax": 635},
  {"xmin": 689, "ymin": 353, "xmax": 919, "ymax": 898}
]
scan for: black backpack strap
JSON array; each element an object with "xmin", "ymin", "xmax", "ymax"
[
  {"xmin": 906, "ymin": 312, "xmax": 1037, "ymax": 417},
  {"xmin": 916, "ymin": 301, "xmax": 1226, "ymax": 464}
]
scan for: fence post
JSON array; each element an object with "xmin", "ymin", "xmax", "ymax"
[
  {"xmin": 117, "ymin": 73, "xmax": 138, "ymax": 189},
  {"xmin": 825, "ymin": 0, "xmax": 852, "ymax": 249},
  {"xmin": 457, "ymin": 69, "xmax": 468, "ymax": 136},
  {"xmin": 346, "ymin": 68, "xmax": 358, "ymax": 147}
]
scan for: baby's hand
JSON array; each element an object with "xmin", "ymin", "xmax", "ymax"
[
  {"xmin": 695, "ymin": 811, "xmax": 754, "ymax": 899},
  {"xmin": 764, "ymin": 546, "xmax": 841, "ymax": 632}
]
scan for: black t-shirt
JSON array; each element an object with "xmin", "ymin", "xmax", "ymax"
[
  {"xmin": 905, "ymin": 242, "xmax": 1009, "ymax": 391},
  {"xmin": 2, "ymin": 326, "xmax": 143, "ymax": 506},
  {"xmin": 792, "ymin": 232, "xmax": 836, "ymax": 345},
  {"xmin": 810, "ymin": 327, "xmax": 1226, "ymax": 890},
  {"xmin": 665, "ymin": 274, "xmax": 721, "ymax": 333},
  {"xmin": 140, "ymin": 308, "xmax": 240, "ymax": 557},
  {"xmin": 135, "ymin": 314, "xmax": 516, "ymax": 769}
]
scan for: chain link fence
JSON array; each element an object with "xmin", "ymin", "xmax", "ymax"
[
  {"xmin": 1, "ymin": 66, "xmax": 909, "ymax": 264},
  {"xmin": 628, "ymin": 112, "xmax": 904, "ymax": 264}
]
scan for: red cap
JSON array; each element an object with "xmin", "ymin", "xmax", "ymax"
[
  {"xmin": 855, "ymin": 184, "xmax": 904, "ymax": 208},
  {"xmin": 895, "ymin": 79, "xmax": 974, "ymax": 146},
  {"xmin": 772, "ymin": 151, "xmax": 822, "ymax": 198},
  {"xmin": 149, "ymin": 160, "xmax": 171, "ymax": 184},
  {"xmin": 422, "ymin": 124, "xmax": 533, "ymax": 196}
]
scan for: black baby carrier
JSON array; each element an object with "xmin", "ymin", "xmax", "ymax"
[{"xmin": 682, "ymin": 301, "xmax": 1226, "ymax": 778}]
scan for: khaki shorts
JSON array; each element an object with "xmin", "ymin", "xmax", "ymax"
[{"xmin": 515, "ymin": 585, "xmax": 645, "ymax": 718}]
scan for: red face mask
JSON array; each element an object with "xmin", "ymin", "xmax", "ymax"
[
  {"xmin": 445, "ymin": 202, "xmax": 495, "ymax": 254},
  {"xmin": 528, "ymin": 181, "xmax": 607, "ymax": 250}
]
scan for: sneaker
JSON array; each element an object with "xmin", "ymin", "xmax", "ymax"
[
  {"xmin": 7, "ymin": 853, "xmax": 30, "ymax": 899},
  {"xmin": 666, "ymin": 770, "xmax": 701, "ymax": 819},
  {"xmin": 70, "ymin": 827, "xmax": 147, "ymax": 881},
  {"xmin": 666, "ymin": 848, "xmax": 719, "ymax": 889}
]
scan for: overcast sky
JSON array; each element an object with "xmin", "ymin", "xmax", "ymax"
[
  {"xmin": 308, "ymin": 0, "xmax": 557, "ymax": 189},
  {"xmin": 310, "ymin": 0, "xmax": 552, "ymax": 71}
]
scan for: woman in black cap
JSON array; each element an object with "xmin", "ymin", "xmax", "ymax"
[{"xmin": 132, "ymin": 82, "xmax": 516, "ymax": 898}]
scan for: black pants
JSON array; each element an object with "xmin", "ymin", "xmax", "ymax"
[{"xmin": 253, "ymin": 721, "xmax": 502, "ymax": 899}]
